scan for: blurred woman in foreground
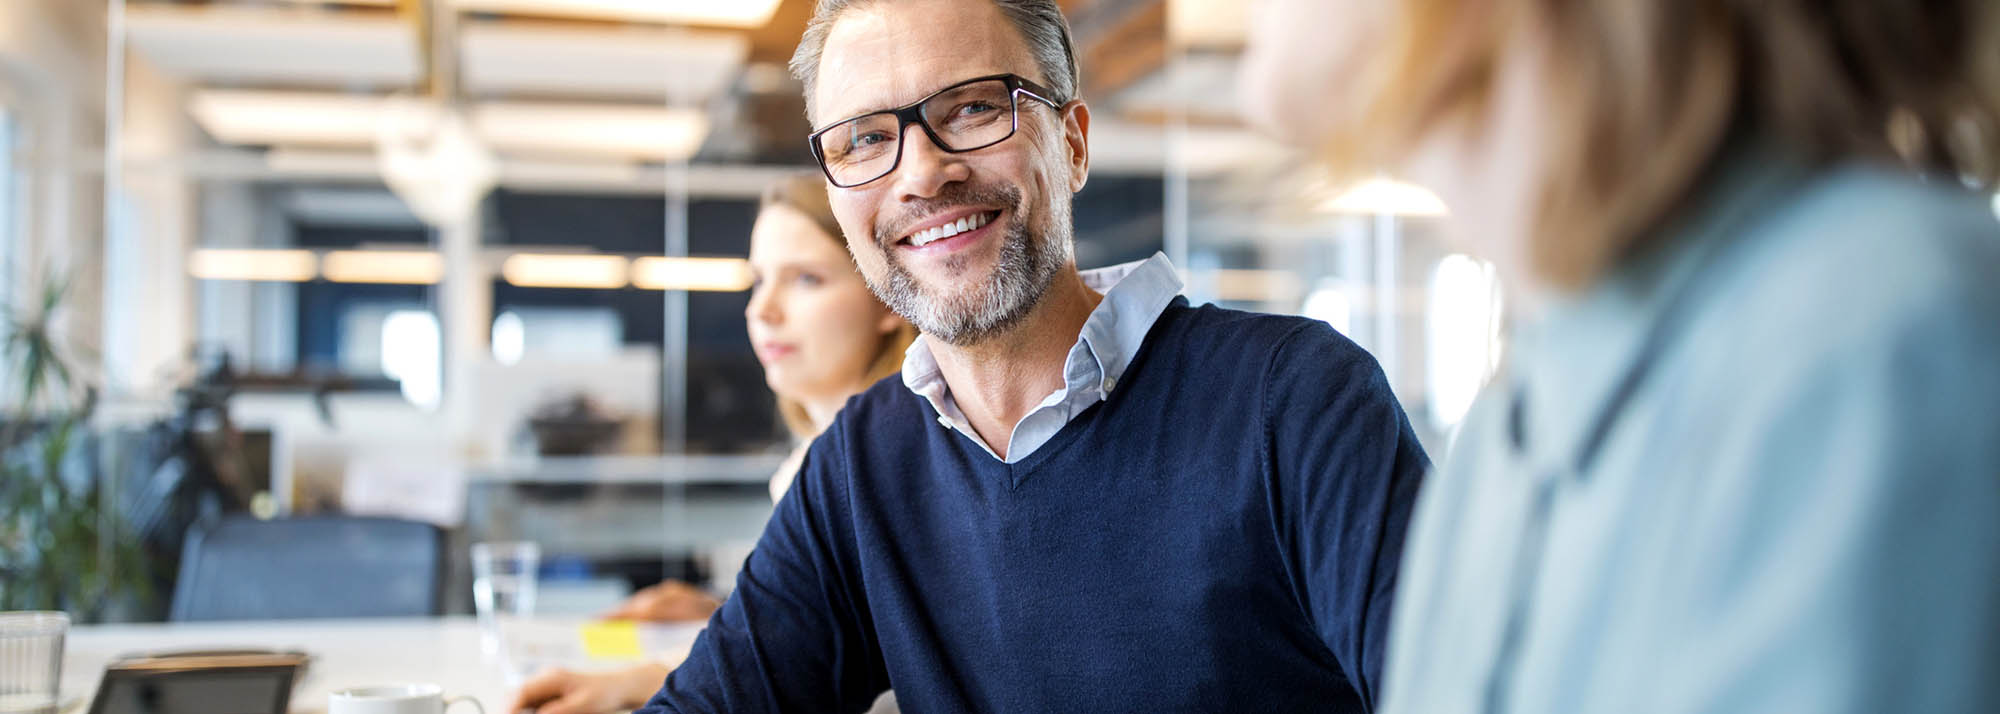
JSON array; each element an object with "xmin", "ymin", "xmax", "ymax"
[
  {"xmin": 1245, "ymin": 0, "xmax": 2000, "ymax": 711},
  {"xmin": 510, "ymin": 173, "xmax": 915, "ymax": 714}
]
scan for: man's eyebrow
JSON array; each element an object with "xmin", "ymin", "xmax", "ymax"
[
  {"xmin": 823, "ymin": 92, "xmax": 904, "ymax": 127},
  {"xmin": 820, "ymin": 75, "xmax": 986, "ymax": 127}
]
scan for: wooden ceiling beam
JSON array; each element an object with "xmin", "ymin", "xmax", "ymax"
[{"xmin": 1068, "ymin": 0, "xmax": 1166, "ymax": 101}]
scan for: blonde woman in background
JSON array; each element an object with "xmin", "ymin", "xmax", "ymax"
[
  {"xmin": 1245, "ymin": 0, "xmax": 2000, "ymax": 711},
  {"xmin": 510, "ymin": 173, "xmax": 915, "ymax": 714}
]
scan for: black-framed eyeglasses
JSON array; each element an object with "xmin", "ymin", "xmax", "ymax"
[{"xmin": 808, "ymin": 73, "xmax": 1065, "ymax": 188}]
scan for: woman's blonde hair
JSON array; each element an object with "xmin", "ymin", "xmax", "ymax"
[
  {"xmin": 760, "ymin": 172, "xmax": 918, "ymax": 438},
  {"xmin": 1328, "ymin": 0, "xmax": 2000, "ymax": 289}
]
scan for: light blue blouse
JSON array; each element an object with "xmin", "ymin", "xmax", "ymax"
[{"xmin": 1383, "ymin": 148, "xmax": 2000, "ymax": 713}]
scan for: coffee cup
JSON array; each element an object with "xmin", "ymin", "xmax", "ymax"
[{"xmin": 328, "ymin": 684, "xmax": 483, "ymax": 714}]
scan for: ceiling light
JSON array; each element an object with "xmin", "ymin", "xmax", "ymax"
[
  {"xmin": 191, "ymin": 90, "xmax": 384, "ymax": 146},
  {"xmin": 461, "ymin": 24, "xmax": 748, "ymax": 101},
  {"xmin": 323, "ymin": 250, "xmax": 445, "ymax": 284},
  {"xmin": 1319, "ymin": 178, "xmax": 1449, "ymax": 217},
  {"xmin": 192, "ymin": 90, "xmax": 709, "ymax": 161},
  {"xmin": 189, "ymin": 249, "xmax": 318, "ymax": 282},
  {"xmin": 501, "ymin": 253, "xmax": 629, "ymax": 289},
  {"xmin": 631, "ymin": 256, "xmax": 753, "ymax": 291}
]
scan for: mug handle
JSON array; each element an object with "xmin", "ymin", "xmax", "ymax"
[{"xmin": 444, "ymin": 695, "xmax": 486, "ymax": 714}]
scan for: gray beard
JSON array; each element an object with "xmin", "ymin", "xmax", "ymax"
[{"xmin": 866, "ymin": 185, "xmax": 1072, "ymax": 347}]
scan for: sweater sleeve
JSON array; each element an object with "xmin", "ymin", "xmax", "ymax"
[
  {"xmin": 636, "ymin": 419, "xmax": 890, "ymax": 713},
  {"xmin": 1264, "ymin": 322, "xmax": 1430, "ymax": 711}
]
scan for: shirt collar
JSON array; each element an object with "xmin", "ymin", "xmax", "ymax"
[
  {"xmin": 900, "ymin": 251, "xmax": 1184, "ymax": 420},
  {"xmin": 1072, "ymin": 252, "xmax": 1184, "ymax": 393}
]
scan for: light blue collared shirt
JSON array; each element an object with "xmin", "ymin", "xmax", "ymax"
[{"xmin": 900, "ymin": 252, "xmax": 1184, "ymax": 463}]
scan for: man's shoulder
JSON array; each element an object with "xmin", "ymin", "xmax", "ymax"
[
  {"xmin": 839, "ymin": 373, "xmax": 927, "ymax": 426},
  {"xmin": 1152, "ymin": 301, "xmax": 1376, "ymax": 372}
]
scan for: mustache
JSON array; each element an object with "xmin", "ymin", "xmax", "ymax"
[{"xmin": 873, "ymin": 183, "xmax": 1024, "ymax": 247}]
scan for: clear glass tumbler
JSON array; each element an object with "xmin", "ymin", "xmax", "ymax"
[
  {"xmin": 0, "ymin": 611, "xmax": 68, "ymax": 714},
  {"xmin": 469, "ymin": 541, "xmax": 539, "ymax": 682}
]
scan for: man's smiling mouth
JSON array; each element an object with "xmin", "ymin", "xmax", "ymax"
[{"xmin": 899, "ymin": 210, "xmax": 1001, "ymax": 247}]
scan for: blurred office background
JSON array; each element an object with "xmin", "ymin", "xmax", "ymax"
[{"xmin": 4, "ymin": 0, "xmax": 1534, "ymax": 622}]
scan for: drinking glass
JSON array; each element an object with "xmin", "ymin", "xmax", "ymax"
[
  {"xmin": 0, "ymin": 612, "xmax": 68, "ymax": 714},
  {"xmin": 469, "ymin": 542, "xmax": 539, "ymax": 682}
]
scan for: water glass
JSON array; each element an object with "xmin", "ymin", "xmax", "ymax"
[
  {"xmin": 0, "ymin": 611, "xmax": 68, "ymax": 714},
  {"xmin": 469, "ymin": 542, "xmax": 538, "ymax": 681}
]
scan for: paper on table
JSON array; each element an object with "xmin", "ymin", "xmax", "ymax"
[{"xmin": 576, "ymin": 621, "xmax": 704, "ymax": 664}]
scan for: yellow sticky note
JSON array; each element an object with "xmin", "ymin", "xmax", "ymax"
[{"xmin": 579, "ymin": 620, "xmax": 644, "ymax": 659}]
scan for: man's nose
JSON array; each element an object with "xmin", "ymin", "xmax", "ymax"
[{"xmin": 891, "ymin": 125, "xmax": 971, "ymax": 200}]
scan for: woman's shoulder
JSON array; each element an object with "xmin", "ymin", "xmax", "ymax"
[{"xmin": 1703, "ymin": 164, "xmax": 2000, "ymax": 357}]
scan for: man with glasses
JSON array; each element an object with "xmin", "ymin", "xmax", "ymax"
[{"xmin": 638, "ymin": 1, "xmax": 1428, "ymax": 711}]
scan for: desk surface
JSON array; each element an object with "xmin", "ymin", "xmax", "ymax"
[{"xmin": 62, "ymin": 616, "xmax": 698, "ymax": 714}]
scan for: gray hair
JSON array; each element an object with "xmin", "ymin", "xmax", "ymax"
[{"xmin": 789, "ymin": 0, "xmax": 1080, "ymax": 125}]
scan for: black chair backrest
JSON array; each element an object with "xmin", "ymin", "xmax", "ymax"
[{"xmin": 170, "ymin": 515, "xmax": 443, "ymax": 621}]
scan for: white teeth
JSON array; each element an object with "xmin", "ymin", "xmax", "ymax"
[{"xmin": 908, "ymin": 212, "xmax": 992, "ymax": 247}]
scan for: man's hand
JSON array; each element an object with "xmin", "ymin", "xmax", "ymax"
[
  {"xmin": 508, "ymin": 664, "xmax": 672, "ymax": 714},
  {"xmin": 602, "ymin": 580, "xmax": 722, "ymax": 623}
]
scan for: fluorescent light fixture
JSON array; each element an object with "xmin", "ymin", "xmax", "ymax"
[
  {"xmin": 1320, "ymin": 178, "xmax": 1449, "ymax": 217},
  {"xmin": 461, "ymin": 24, "xmax": 748, "ymax": 101},
  {"xmin": 189, "ymin": 249, "xmax": 318, "ymax": 282},
  {"xmin": 632, "ymin": 256, "xmax": 753, "ymax": 291},
  {"xmin": 473, "ymin": 102, "xmax": 708, "ymax": 161},
  {"xmin": 192, "ymin": 90, "xmax": 708, "ymax": 160},
  {"xmin": 192, "ymin": 90, "xmax": 384, "ymax": 146},
  {"xmin": 451, "ymin": 0, "xmax": 781, "ymax": 27},
  {"xmin": 128, "ymin": 5, "xmax": 416, "ymax": 88},
  {"xmin": 501, "ymin": 253, "xmax": 629, "ymax": 289},
  {"xmin": 323, "ymin": 250, "xmax": 445, "ymax": 284}
]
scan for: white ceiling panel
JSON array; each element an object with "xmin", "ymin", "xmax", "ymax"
[
  {"xmin": 460, "ymin": 24, "xmax": 748, "ymax": 101},
  {"xmin": 126, "ymin": 5, "xmax": 418, "ymax": 88}
]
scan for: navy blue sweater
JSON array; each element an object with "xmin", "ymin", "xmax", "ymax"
[{"xmin": 643, "ymin": 299, "xmax": 1429, "ymax": 712}]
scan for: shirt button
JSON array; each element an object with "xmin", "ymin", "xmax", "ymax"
[{"xmin": 1103, "ymin": 377, "xmax": 1117, "ymax": 392}]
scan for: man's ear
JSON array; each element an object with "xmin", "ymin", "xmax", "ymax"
[{"xmin": 1062, "ymin": 100, "xmax": 1091, "ymax": 193}]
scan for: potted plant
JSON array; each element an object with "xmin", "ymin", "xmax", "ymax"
[{"xmin": 0, "ymin": 276, "xmax": 152, "ymax": 620}]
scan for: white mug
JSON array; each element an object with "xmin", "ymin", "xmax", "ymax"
[{"xmin": 328, "ymin": 684, "xmax": 484, "ymax": 714}]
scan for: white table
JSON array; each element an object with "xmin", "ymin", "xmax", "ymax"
[{"xmin": 61, "ymin": 616, "xmax": 699, "ymax": 714}]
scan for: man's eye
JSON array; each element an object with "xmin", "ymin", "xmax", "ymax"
[
  {"xmin": 956, "ymin": 101, "xmax": 1000, "ymax": 118},
  {"xmin": 850, "ymin": 131, "xmax": 893, "ymax": 148}
]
